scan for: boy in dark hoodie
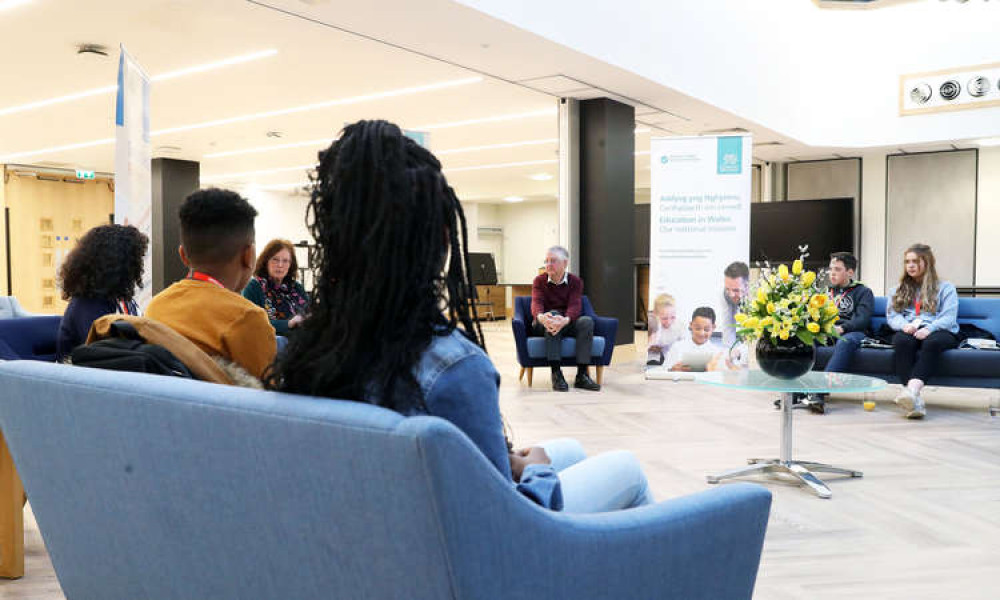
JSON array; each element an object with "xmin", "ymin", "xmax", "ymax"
[{"xmin": 804, "ymin": 252, "xmax": 874, "ymax": 413}]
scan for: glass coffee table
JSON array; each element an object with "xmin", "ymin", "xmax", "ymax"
[{"xmin": 697, "ymin": 370, "xmax": 886, "ymax": 499}]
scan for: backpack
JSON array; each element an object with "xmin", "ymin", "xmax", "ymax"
[{"xmin": 70, "ymin": 321, "xmax": 194, "ymax": 378}]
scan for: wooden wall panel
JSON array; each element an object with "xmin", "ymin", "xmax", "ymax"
[{"xmin": 5, "ymin": 174, "xmax": 114, "ymax": 314}]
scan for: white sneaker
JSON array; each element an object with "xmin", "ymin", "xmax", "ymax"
[
  {"xmin": 894, "ymin": 389, "xmax": 915, "ymax": 413},
  {"xmin": 906, "ymin": 395, "xmax": 926, "ymax": 419}
]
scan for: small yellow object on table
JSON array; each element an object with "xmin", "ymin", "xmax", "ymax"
[{"xmin": 863, "ymin": 400, "xmax": 876, "ymax": 411}]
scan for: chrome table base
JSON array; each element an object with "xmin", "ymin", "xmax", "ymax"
[{"xmin": 706, "ymin": 392, "xmax": 862, "ymax": 499}]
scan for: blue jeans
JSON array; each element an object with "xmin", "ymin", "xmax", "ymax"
[
  {"xmin": 541, "ymin": 438, "xmax": 655, "ymax": 513},
  {"xmin": 825, "ymin": 331, "xmax": 866, "ymax": 373}
]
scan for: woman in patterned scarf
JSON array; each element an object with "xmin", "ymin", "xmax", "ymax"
[{"xmin": 243, "ymin": 239, "xmax": 309, "ymax": 335}]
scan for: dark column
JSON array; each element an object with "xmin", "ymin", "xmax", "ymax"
[
  {"xmin": 579, "ymin": 98, "xmax": 635, "ymax": 345},
  {"xmin": 151, "ymin": 158, "xmax": 199, "ymax": 293}
]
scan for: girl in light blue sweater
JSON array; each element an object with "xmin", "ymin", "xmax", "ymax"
[{"xmin": 886, "ymin": 244, "xmax": 959, "ymax": 419}]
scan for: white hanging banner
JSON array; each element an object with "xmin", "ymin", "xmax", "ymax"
[
  {"xmin": 114, "ymin": 45, "xmax": 153, "ymax": 308},
  {"xmin": 648, "ymin": 135, "xmax": 752, "ymax": 358}
]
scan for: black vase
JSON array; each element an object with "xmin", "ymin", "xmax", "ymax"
[{"xmin": 756, "ymin": 335, "xmax": 815, "ymax": 379}]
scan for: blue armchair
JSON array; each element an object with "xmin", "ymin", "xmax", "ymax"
[
  {"xmin": 0, "ymin": 360, "xmax": 772, "ymax": 600},
  {"xmin": 0, "ymin": 316, "xmax": 60, "ymax": 361},
  {"xmin": 512, "ymin": 295, "xmax": 618, "ymax": 386}
]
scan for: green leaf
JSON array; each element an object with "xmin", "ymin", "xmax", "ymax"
[{"xmin": 796, "ymin": 329, "xmax": 815, "ymax": 346}]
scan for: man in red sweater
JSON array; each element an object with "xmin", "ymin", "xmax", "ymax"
[{"xmin": 531, "ymin": 246, "xmax": 600, "ymax": 392}]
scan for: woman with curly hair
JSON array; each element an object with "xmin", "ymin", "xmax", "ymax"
[
  {"xmin": 56, "ymin": 224, "xmax": 149, "ymax": 360},
  {"xmin": 268, "ymin": 120, "xmax": 653, "ymax": 512},
  {"xmin": 887, "ymin": 243, "xmax": 959, "ymax": 419},
  {"xmin": 242, "ymin": 239, "xmax": 309, "ymax": 335}
]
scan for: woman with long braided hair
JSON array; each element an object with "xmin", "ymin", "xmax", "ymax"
[{"xmin": 269, "ymin": 120, "xmax": 653, "ymax": 512}]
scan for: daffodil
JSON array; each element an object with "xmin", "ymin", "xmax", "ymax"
[
  {"xmin": 778, "ymin": 264, "xmax": 790, "ymax": 281},
  {"xmin": 757, "ymin": 288, "xmax": 767, "ymax": 303},
  {"xmin": 734, "ymin": 313, "xmax": 747, "ymax": 323},
  {"xmin": 792, "ymin": 259, "xmax": 803, "ymax": 275},
  {"xmin": 761, "ymin": 316, "xmax": 774, "ymax": 327},
  {"xmin": 807, "ymin": 322, "xmax": 820, "ymax": 333},
  {"xmin": 809, "ymin": 308, "xmax": 821, "ymax": 321},
  {"xmin": 779, "ymin": 329, "xmax": 790, "ymax": 340},
  {"xmin": 824, "ymin": 304, "xmax": 839, "ymax": 317},
  {"xmin": 810, "ymin": 294, "xmax": 827, "ymax": 308},
  {"xmin": 767, "ymin": 302, "xmax": 775, "ymax": 314},
  {"xmin": 801, "ymin": 271, "xmax": 816, "ymax": 287}
]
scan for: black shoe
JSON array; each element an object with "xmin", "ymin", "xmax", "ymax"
[
  {"xmin": 574, "ymin": 372, "xmax": 601, "ymax": 391},
  {"xmin": 806, "ymin": 394, "xmax": 826, "ymax": 414},
  {"xmin": 551, "ymin": 370, "xmax": 569, "ymax": 392}
]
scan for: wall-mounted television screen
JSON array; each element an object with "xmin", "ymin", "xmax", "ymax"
[{"xmin": 750, "ymin": 198, "xmax": 853, "ymax": 266}]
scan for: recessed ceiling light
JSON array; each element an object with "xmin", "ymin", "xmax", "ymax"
[
  {"xmin": 445, "ymin": 158, "xmax": 558, "ymax": 173},
  {"xmin": 437, "ymin": 138, "xmax": 557, "ymax": 155},
  {"xmin": 201, "ymin": 164, "xmax": 316, "ymax": 182},
  {"xmin": 414, "ymin": 108, "xmax": 555, "ymax": 130},
  {"xmin": 0, "ymin": 49, "xmax": 278, "ymax": 118},
  {"xmin": 0, "ymin": 76, "xmax": 483, "ymax": 161},
  {"xmin": 0, "ymin": 0, "xmax": 33, "ymax": 11},
  {"xmin": 529, "ymin": 173, "xmax": 554, "ymax": 181},
  {"xmin": 504, "ymin": 196, "xmax": 525, "ymax": 203}
]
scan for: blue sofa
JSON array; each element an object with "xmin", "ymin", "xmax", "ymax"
[
  {"xmin": 512, "ymin": 295, "xmax": 617, "ymax": 386},
  {"xmin": 814, "ymin": 296, "xmax": 1000, "ymax": 388},
  {"xmin": 0, "ymin": 361, "xmax": 771, "ymax": 600},
  {"xmin": 0, "ymin": 316, "xmax": 60, "ymax": 361}
]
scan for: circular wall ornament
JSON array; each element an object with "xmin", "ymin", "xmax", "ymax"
[
  {"xmin": 939, "ymin": 80, "xmax": 961, "ymax": 101},
  {"xmin": 909, "ymin": 83, "xmax": 932, "ymax": 104},
  {"xmin": 967, "ymin": 76, "xmax": 990, "ymax": 97}
]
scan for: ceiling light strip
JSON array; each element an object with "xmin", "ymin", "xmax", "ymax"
[
  {"xmin": 150, "ymin": 49, "xmax": 277, "ymax": 83},
  {"xmin": 0, "ymin": 49, "xmax": 278, "ymax": 118},
  {"xmin": 436, "ymin": 138, "xmax": 558, "ymax": 156},
  {"xmin": 202, "ymin": 163, "xmax": 316, "ymax": 182},
  {"xmin": 0, "ymin": 137, "xmax": 115, "ymax": 161},
  {"xmin": 415, "ymin": 108, "xmax": 555, "ymax": 131},
  {"xmin": 445, "ymin": 159, "xmax": 558, "ymax": 173},
  {"xmin": 0, "ymin": 0, "xmax": 32, "ymax": 11},
  {"xmin": 0, "ymin": 77, "xmax": 484, "ymax": 161},
  {"xmin": 153, "ymin": 77, "xmax": 483, "ymax": 136},
  {"xmin": 204, "ymin": 138, "xmax": 334, "ymax": 159}
]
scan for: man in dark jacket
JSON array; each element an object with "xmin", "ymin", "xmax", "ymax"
[{"xmin": 805, "ymin": 252, "xmax": 875, "ymax": 413}]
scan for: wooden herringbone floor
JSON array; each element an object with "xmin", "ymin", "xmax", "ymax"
[{"xmin": 3, "ymin": 324, "xmax": 999, "ymax": 599}]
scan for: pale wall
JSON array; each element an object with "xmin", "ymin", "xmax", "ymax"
[{"xmin": 975, "ymin": 147, "xmax": 1000, "ymax": 286}]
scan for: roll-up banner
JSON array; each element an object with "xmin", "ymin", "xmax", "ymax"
[
  {"xmin": 646, "ymin": 135, "xmax": 752, "ymax": 369},
  {"xmin": 114, "ymin": 45, "xmax": 152, "ymax": 308}
]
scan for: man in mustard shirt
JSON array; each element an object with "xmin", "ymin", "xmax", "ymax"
[{"xmin": 146, "ymin": 188, "xmax": 275, "ymax": 380}]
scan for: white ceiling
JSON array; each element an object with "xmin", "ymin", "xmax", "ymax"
[{"xmin": 1, "ymin": 0, "xmax": 988, "ymax": 206}]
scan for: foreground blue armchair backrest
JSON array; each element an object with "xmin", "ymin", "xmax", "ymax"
[{"xmin": 0, "ymin": 361, "xmax": 771, "ymax": 600}]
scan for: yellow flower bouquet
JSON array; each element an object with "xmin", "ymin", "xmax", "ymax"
[{"xmin": 734, "ymin": 259, "xmax": 840, "ymax": 347}]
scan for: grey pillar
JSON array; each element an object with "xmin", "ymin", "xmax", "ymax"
[
  {"xmin": 579, "ymin": 98, "xmax": 634, "ymax": 345},
  {"xmin": 151, "ymin": 158, "xmax": 199, "ymax": 293}
]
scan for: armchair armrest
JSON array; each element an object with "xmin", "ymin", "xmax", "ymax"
[
  {"xmin": 504, "ymin": 483, "xmax": 772, "ymax": 600},
  {"xmin": 593, "ymin": 315, "xmax": 618, "ymax": 366},
  {"xmin": 511, "ymin": 315, "xmax": 532, "ymax": 367}
]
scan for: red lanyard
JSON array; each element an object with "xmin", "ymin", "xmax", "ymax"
[
  {"xmin": 830, "ymin": 288, "xmax": 848, "ymax": 308},
  {"xmin": 915, "ymin": 298, "xmax": 922, "ymax": 316},
  {"xmin": 118, "ymin": 299, "xmax": 133, "ymax": 315},
  {"xmin": 188, "ymin": 271, "xmax": 225, "ymax": 289}
]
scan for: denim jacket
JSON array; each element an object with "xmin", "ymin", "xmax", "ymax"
[{"xmin": 409, "ymin": 328, "xmax": 563, "ymax": 510}]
